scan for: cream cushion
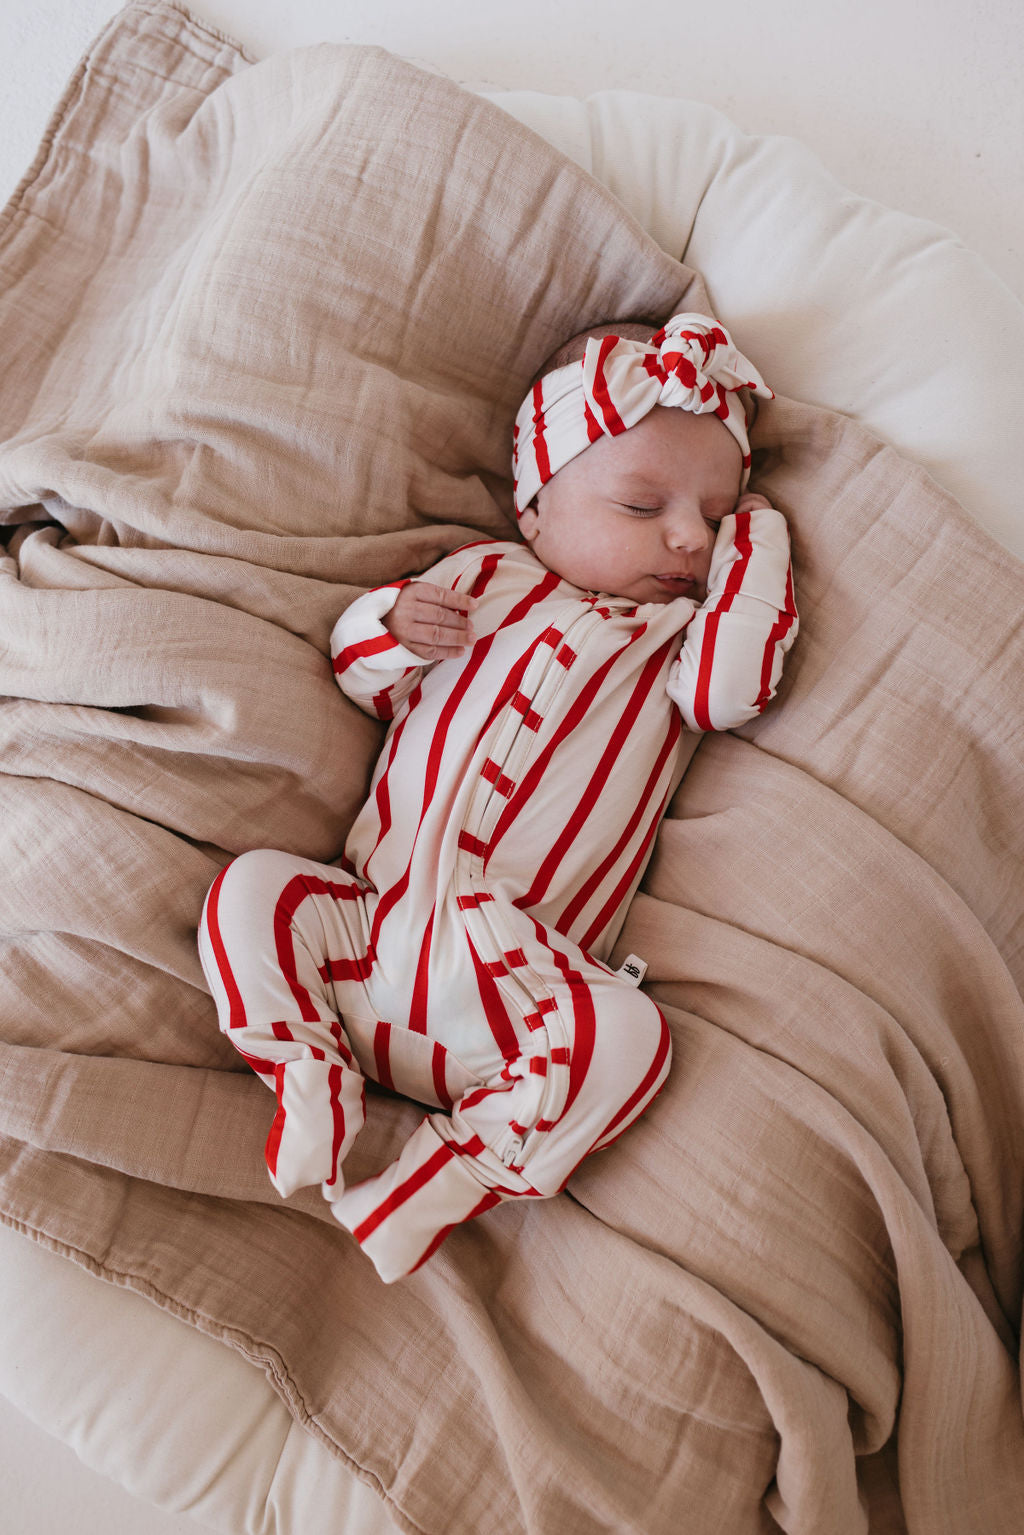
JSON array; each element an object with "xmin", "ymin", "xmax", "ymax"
[{"xmin": 487, "ymin": 89, "xmax": 1024, "ymax": 559}]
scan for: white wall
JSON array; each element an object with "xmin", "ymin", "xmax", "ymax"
[{"xmin": 2, "ymin": 0, "xmax": 1020, "ymax": 299}]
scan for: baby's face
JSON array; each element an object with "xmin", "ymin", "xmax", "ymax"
[{"xmin": 518, "ymin": 406, "xmax": 743, "ymax": 605}]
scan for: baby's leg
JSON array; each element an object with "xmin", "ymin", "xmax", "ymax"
[
  {"xmin": 199, "ymin": 848, "xmax": 373, "ymax": 1199},
  {"xmin": 330, "ymin": 927, "xmax": 672, "ymax": 1282}
]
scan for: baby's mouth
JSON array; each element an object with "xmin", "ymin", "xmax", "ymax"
[{"xmin": 653, "ymin": 573, "xmax": 698, "ymax": 596}]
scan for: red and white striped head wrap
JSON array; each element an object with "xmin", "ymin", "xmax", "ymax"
[{"xmin": 512, "ymin": 312, "xmax": 774, "ymax": 515}]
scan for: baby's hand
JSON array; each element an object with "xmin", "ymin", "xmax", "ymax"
[{"xmin": 385, "ymin": 581, "xmax": 478, "ymax": 661}]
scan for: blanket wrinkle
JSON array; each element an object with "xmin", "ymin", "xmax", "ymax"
[
  {"xmin": 567, "ymin": 1025, "xmax": 1020, "ymax": 1535},
  {"xmin": 14, "ymin": 525, "xmax": 395, "ymax": 647},
  {"xmin": 644, "ymin": 746, "xmax": 1024, "ymax": 1302},
  {"xmin": 1, "ymin": 3, "xmax": 1023, "ymax": 1533}
]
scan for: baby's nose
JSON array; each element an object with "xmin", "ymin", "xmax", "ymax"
[{"xmin": 665, "ymin": 509, "xmax": 712, "ymax": 552}]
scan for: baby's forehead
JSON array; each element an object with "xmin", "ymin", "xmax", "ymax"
[{"xmin": 577, "ymin": 404, "xmax": 743, "ymax": 482}]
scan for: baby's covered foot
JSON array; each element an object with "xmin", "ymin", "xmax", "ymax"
[
  {"xmin": 327, "ymin": 1114, "xmax": 500, "ymax": 1282},
  {"xmin": 263, "ymin": 1055, "xmax": 365, "ymax": 1199}
]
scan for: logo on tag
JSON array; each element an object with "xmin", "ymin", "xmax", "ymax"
[{"xmin": 616, "ymin": 954, "xmax": 648, "ymax": 987}]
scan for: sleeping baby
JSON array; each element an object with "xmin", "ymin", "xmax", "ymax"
[{"xmin": 198, "ymin": 312, "xmax": 798, "ymax": 1283}]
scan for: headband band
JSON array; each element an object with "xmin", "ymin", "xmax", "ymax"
[{"xmin": 512, "ymin": 312, "xmax": 774, "ymax": 515}]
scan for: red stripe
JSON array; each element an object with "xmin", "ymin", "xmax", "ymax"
[
  {"xmin": 458, "ymin": 831, "xmax": 489, "ymax": 858},
  {"xmin": 491, "ymin": 625, "xmax": 652, "ymax": 861},
  {"xmin": 323, "ymin": 950, "xmax": 375, "ymax": 983},
  {"xmin": 511, "ymin": 692, "xmax": 543, "ymax": 731},
  {"xmin": 373, "ymin": 1020, "xmax": 394, "ymax": 1091},
  {"xmin": 482, "ymin": 758, "xmax": 515, "ymax": 797},
  {"xmin": 431, "ymin": 1041, "xmax": 453, "ymax": 1111},
  {"xmin": 363, "ymin": 686, "xmax": 420, "ymax": 877},
  {"xmin": 274, "ymin": 873, "xmax": 371, "ymax": 1024},
  {"xmin": 468, "ymin": 550, "xmax": 502, "ymax": 599},
  {"xmin": 473, "ymin": 571, "xmax": 563, "ymax": 741},
  {"xmin": 465, "ymin": 931, "xmax": 521, "ymax": 1060},
  {"xmin": 420, "ymin": 616, "xmax": 501, "ymax": 810},
  {"xmin": 589, "ymin": 1007, "xmax": 672, "ymax": 1151},
  {"xmin": 407, "ymin": 1192, "xmax": 502, "ymax": 1273},
  {"xmin": 408, "ymin": 903, "xmax": 435, "ymax": 1033},
  {"xmin": 691, "ymin": 509, "xmax": 753, "ymax": 731},
  {"xmin": 512, "ymin": 638, "xmax": 673, "ymax": 911},
  {"xmin": 264, "ymin": 1065, "xmax": 287, "ymax": 1178},
  {"xmin": 323, "ymin": 1062, "xmax": 348, "ymax": 1188},
  {"xmin": 208, "ymin": 866, "xmax": 363, "ymax": 1196},
  {"xmin": 561, "ymin": 708, "xmax": 681, "ymax": 942},
  {"xmin": 578, "ymin": 779, "xmax": 672, "ymax": 954},
  {"xmin": 273, "ymin": 881, "xmax": 327, "ymax": 1027},
  {"xmin": 235, "ymin": 1045, "xmax": 278, "ymax": 1077},
  {"xmin": 754, "ymin": 561, "xmax": 798, "ymax": 711},
  {"xmin": 524, "ymin": 919, "xmax": 596, "ymax": 1124},
  {"xmin": 333, "ymin": 630, "xmax": 401, "ymax": 675},
  {"xmin": 203, "ymin": 863, "xmax": 247, "ymax": 1030},
  {"xmin": 367, "ymin": 627, "xmax": 494, "ymax": 952},
  {"xmin": 326, "ymin": 1018, "xmax": 355, "ymax": 1067},
  {"xmin": 352, "ymin": 1143, "xmax": 456, "ymax": 1244},
  {"xmin": 452, "ymin": 1133, "xmax": 488, "ymax": 1158},
  {"xmin": 458, "ymin": 1083, "xmax": 503, "ymax": 1114},
  {"xmin": 370, "ymin": 668, "xmax": 418, "ymax": 721},
  {"xmin": 532, "ymin": 381, "xmax": 551, "ymax": 484},
  {"xmin": 557, "ymin": 980, "xmax": 596, "ymax": 1121},
  {"xmin": 589, "ymin": 335, "xmax": 628, "ymax": 435},
  {"xmin": 368, "ymin": 862, "xmax": 415, "ymax": 955}
]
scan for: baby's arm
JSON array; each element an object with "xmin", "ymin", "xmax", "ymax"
[
  {"xmin": 668, "ymin": 494, "xmax": 798, "ymax": 732},
  {"xmin": 329, "ymin": 550, "xmax": 483, "ymax": 720},
  {"xmin": 330, "ymin": 580, "xmax": 426, "ymax": 719}
]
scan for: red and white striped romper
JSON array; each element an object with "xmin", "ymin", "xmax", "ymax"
[{"xmin": 199, "ymin": 504, "xmax": 796, "ymax": 1282}]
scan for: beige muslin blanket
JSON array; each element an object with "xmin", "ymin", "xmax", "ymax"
[{"xmin": 1, "ymin": 4, "xmax": 1022, "ymax": 1532}]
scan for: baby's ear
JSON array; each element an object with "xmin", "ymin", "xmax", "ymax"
[{"xmin": 518, "ymin": 505, "xmax": 540, "ymax": 541}]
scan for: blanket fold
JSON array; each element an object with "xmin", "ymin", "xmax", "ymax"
[{"xmin": 1, "ymin": 4, "xmax": 1022, "ymax": 1532}]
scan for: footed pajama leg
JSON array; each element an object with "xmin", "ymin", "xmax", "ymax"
[
  {"xmin": 199, "ymin": 848, "xmax": 371, "ymax": 1199},
  {"xmin": 331, "ymin": 936, "xmax": 671, "ymax": 1282}
]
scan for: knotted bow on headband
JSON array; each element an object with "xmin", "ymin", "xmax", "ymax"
[{"xmin": 512, "ymin": 312, "xmax": 774, "ymax": 515}]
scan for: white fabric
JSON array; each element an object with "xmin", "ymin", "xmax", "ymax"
[{"xmin": 3, "ymin": 73, "xmax": 1024, "ymax": 1535}]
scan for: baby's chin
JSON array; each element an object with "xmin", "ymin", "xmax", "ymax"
[
  {"xmin": 559, "ymin": 567, "xmax": 706, "ymax": 605},
  {"xmin": 633, "ymin": 576, "xmax": 706, "ymax": 605},
  {"xmin": 601, "ymin": 586, "xmax": 705, "ymax": 608}
]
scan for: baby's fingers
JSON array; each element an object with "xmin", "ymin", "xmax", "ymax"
[
  {"xmin": 389, "ymin": 581, "xmax": 478, "ymax": 659},
  {"xmin": 733, "ymin": 492, "xmax": 774, "ymax": 514}
]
